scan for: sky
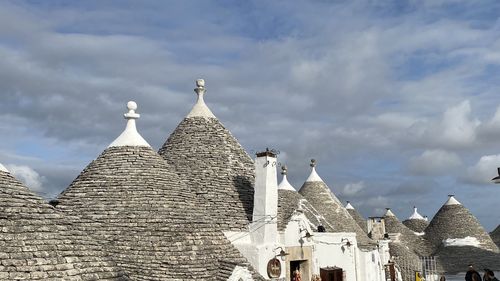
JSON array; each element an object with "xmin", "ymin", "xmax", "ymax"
[{"xmin": 0, "ymin": 0, "xmax": 500, "ymax": 231}]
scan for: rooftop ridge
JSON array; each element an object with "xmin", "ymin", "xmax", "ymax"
[
  {"xmin": 408, "ymin": 206, "xmax": 425, "ymax": 220},
  {"xmin": 278, "ymin": 165, "xmax": 296, "ymax": 191},
  {"xmin": 186, "ymin": 79, "xmax": 216, "ymax": 119},
  {"xmin": 305, "ymin": 159, "xmax": 324, "ymax": 182},
  {"xmin": 108, "ymin": 101, "xmax": 151, "ymax": 148}
]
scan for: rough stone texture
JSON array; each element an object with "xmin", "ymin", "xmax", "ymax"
[
  {"xmin": 424, "ymin": 204, "xmax": 499, "ymax": 254},
  {"xmin": 435, "ymin": 246, "xmax": 500, "ymax": 273},
  {"xmin": 56, "ymin": 146, "xmax": 262, "ymax": 281},
  {"xmin": 0, "ymin": 170, "xmax": 128, "ymax": 281},
  {"xmin": 390, "ymin": 242, "xmax": 423, "ymax": 279},
  {"xmin": 158, "ymin": 117, "xmax": 255, "ymax": 231},
  {"xmin": 491, "ymin": 225, "xmax": 500, "ymax": 248},
  {"xmin": 277, "ymin": 189, "xmax": 333, "ymax": 232},
  {"xmin": 402, "ymin": 219, "xmax": 428, "ymax": 233},
  {"xmin": 384, "ymin": 214, "xmax": 433, "ymax": 257},
  {"xmin": 346, "ymin": 208, "xmax": 368, "ymax": 233},
  {"xmin": 298, "ymin": 181, "xmax": 377, "ymax": 250}
]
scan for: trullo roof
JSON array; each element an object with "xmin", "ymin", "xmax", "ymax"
[
  {"xmin": 158, "ymin": 79, "xmax": 254, "ymax": 231},
  {"xmin": 424, "ymin": 195, "xmax": 499, "ymax": 253},
  {"xmin": 402, "ymin": 206, "xmax": 429, "ymax": 233},
  {"xmin": 298, "ymin": 159, "xmax": 376, "ymax": 250},
  {"xmin": 55, "ymin": 102, "xmax": 262, "ymax": 280},
  {"xmin": 345, "ymin": 201, "xmax": 368, "ymax": 233},
  {"xmin": 0, "ymin": 164, "xmax": 128, "ymax": 280}
]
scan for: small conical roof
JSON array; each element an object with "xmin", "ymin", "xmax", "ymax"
[
  {"xmin": 57, "ymin": 102, "xmax": 261, "ymax": 280},
  {"xmin": 158, "ymin": 79, "xmax": 254, "ymax": 231},
  {"xmin": 277, "ymin": 165, "xmax": 333, "ymax": 232},
  {"xmin": 298, "ymin": 159, "xmax": 376, "ymax": 250},
  {"xmin": 0, "ymin": 164, "xmax": 128, "ymax": 280},
  {"xmin": 425, "ymin": 195, "xmax": 499, "ymax": 254},
  {"xmin": 384, "ymin": 208, "xmax": 432, "ymax": 256},
  {"xmin": 402, "ymin": 206, "xmax": 429, "ymax": 233},
  {"xmin": 345, "ymin": 201, "xmax": 368, "ymax": 233}
]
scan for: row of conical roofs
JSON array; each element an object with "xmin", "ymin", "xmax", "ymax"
[{"xmin": 1, "ymin": 80, "xmax": 263, "ymax": 280}]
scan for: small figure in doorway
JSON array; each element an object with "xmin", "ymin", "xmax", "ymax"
[{"xmin": 292, "ymin": 267, "xmax": 302, "ymax": 281}]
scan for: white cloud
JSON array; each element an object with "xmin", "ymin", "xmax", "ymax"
[
  {"xmin": 464, "ymin": 154, "xmax": 500, "ymax": 184},
  {"xmin": 5, "ymin": 164, "xmax": 46, "ymax": 192},
  {"xmin": 408, "ymin": 101, "xmax": 481, "ymax": 148},
  {"xmin": 409, "ymin": 149, "xmax": 462, "ymax": 175},
  {"xmin": 341, "ymin": 181, "xmax": 365, "ymax": 196}
]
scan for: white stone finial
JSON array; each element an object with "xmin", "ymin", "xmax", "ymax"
[
  {"xmin": 278, "ymin": 164, "xmax": 296, "ymax": 191},
  {"xmin": 385, "ymin": 208, "xmax": 396, "ymax": 217},
  {"xmin": 108, "ymin": 101, "xmax": 151, "ymax": 148},
  {"xmin": 187, "ymin": 78, "xmax": 216, "ymax": 119},
  {"xmin": 306, "ymin": 159, "xmax": 323, "ymax": 182},
  {"xmin": 345, "ymin": 201, "xmax": 355, "ymax": 210},
  {"xmin": 408, "ymin": 206, "xmax": 425, "ymax": 220},
  {"xmin": 444, "ymin": 194, "xmax": 461, "ymax": 206},
  {"xmin": 0, "ymin": 162, "xmax": 8, "ymax": 173}
]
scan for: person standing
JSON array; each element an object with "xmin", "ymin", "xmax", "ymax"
[
  {"xmin": 465, "ymin": 265, "xmax": 482, "ymax": 281},
  {"xmin": 484, "ymin": 269, "xmax": 499, "ymax": 281}
]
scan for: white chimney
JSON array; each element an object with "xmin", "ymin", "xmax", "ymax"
[{"xmin": 250, "ymin": 148, "xmax": 278, "ymax": 245}]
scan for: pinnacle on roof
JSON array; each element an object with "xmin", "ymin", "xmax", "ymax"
[
  {"xmin": 278, "ymin": 165, "xmax": 296, "ymax": 191},
  {"xmin": 0, "ymin": 162, "xmax": 8, "ymax": 172},
  {"xmin": 444, "ymin": 194, "xmax": 461, "ymax": 206},
  {"xmin": 108, "ymin": 101, "xmax": 151, "ymax": 148},
  {"xmin": 305, "ymin": 159, "xmax": 324, "ymax": 182},
  {"xmin": 385, "ymin": 208, "xmax": 396, "ymax": 217},
  {"xmin": 492, "ymin": 167, "xmax": 500, "ymax": 183},
  {"xmin": 345, "ymin": 201, "xmax": 355, "ymax": 210},
  {"xmin": 186, "ymin": 78, "xmax": 216, "ymax": 118},
  {"xmin": 408, "ymin": 206, "xmax": 425, "ymax": 220}
]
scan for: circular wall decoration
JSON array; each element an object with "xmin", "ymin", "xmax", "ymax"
[{"xmin": 267, "ymin": 258, "xmax": 281, "ymax": 278}]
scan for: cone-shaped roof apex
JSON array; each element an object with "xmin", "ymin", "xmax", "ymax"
[
  {"xmin": 444, "ymin": 194, "xmax": 461, "ymax": 206},
  {"xmin": 305, "ymin": 159, "xmax": 324, "ymax": 182},
  {"xmin": 186, "ymin": 79, "xmax": 216, "ymax": 119},
  {"xmin": 408, "ymin": 206, "xmax": 425, "ymax": 220},
  {"xmin": 385, "ymin": 208, "xmax": 396, "ymax": 217},
  {"xmin": 0, "ymin": 162, "xmax": 8, "ymax": 172},
  {"xmin": 108, "ymin": 101, "xmax": 151, "ymax": 148},
  {"xmin": 345, "ymin": 201, "xmax": 355, "ymax": 210},
  {"xmin": 278, "ymin": 165, "xmax": 296, "ymax": 191}
]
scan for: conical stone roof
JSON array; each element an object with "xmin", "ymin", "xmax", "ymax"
[
  {"xmin": 424, "ymin": 195, "xmax": 499, "ymax": 254},
  {"xmin": 56, "ymin": 102, "xmax": 262, "ymax": 280},
  {"xmin": 345, "ymin": 201, "xmax": 368, "ymax": 233},
  {"xmin": 277, "ymin": 166, "xmax": 333, "ymax": 232},
  {"xmin": 298, "ymin": 160, "xmax": 376, "ymax": 250},
  {"xmin": 0, "ymin": 165, "xmax": 128, "ymax": 280},
  {"xmin": 158, "ymin": 80, "xmax": 254, "ymax": 231},
  {"xmin": 383, "ymin": 208, "xmax": 432, "ymax": 256},
  {"xmin": 402, "ymin": 207, "xmax": 429, "ymax": 233}
]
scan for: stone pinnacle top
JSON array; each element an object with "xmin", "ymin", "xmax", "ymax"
[
  {"xmin": 408, "ymin": 206, "xmax": 425, "ymax": 220},
  {"xmin": 385, "ymin": 208, "xmax": 396, "ymax": 217},
  {"xmin": 345, "ymin": 201, "xmax": 355, "ymax": 210},
  {"xmin": 0, "ymin": 162, "xmax": 8, "ymax": 172},
  {"xmin": 108, "ymin": 101, "xmax": 151, "ymax": 148},
  {"xmin": 278, "ymin": 165, "xmax": 296, "ymax": 191},
  {"xmin": 187, "ymin": 78, "xmax": 216, "ymax": 119},
  {"xmin": 305, "ymin": 159, "xmax": 324, "ymax": 182},
  {"xmin": 444, "ymin": 194, "xmax": 461, "ymax": 206}
]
